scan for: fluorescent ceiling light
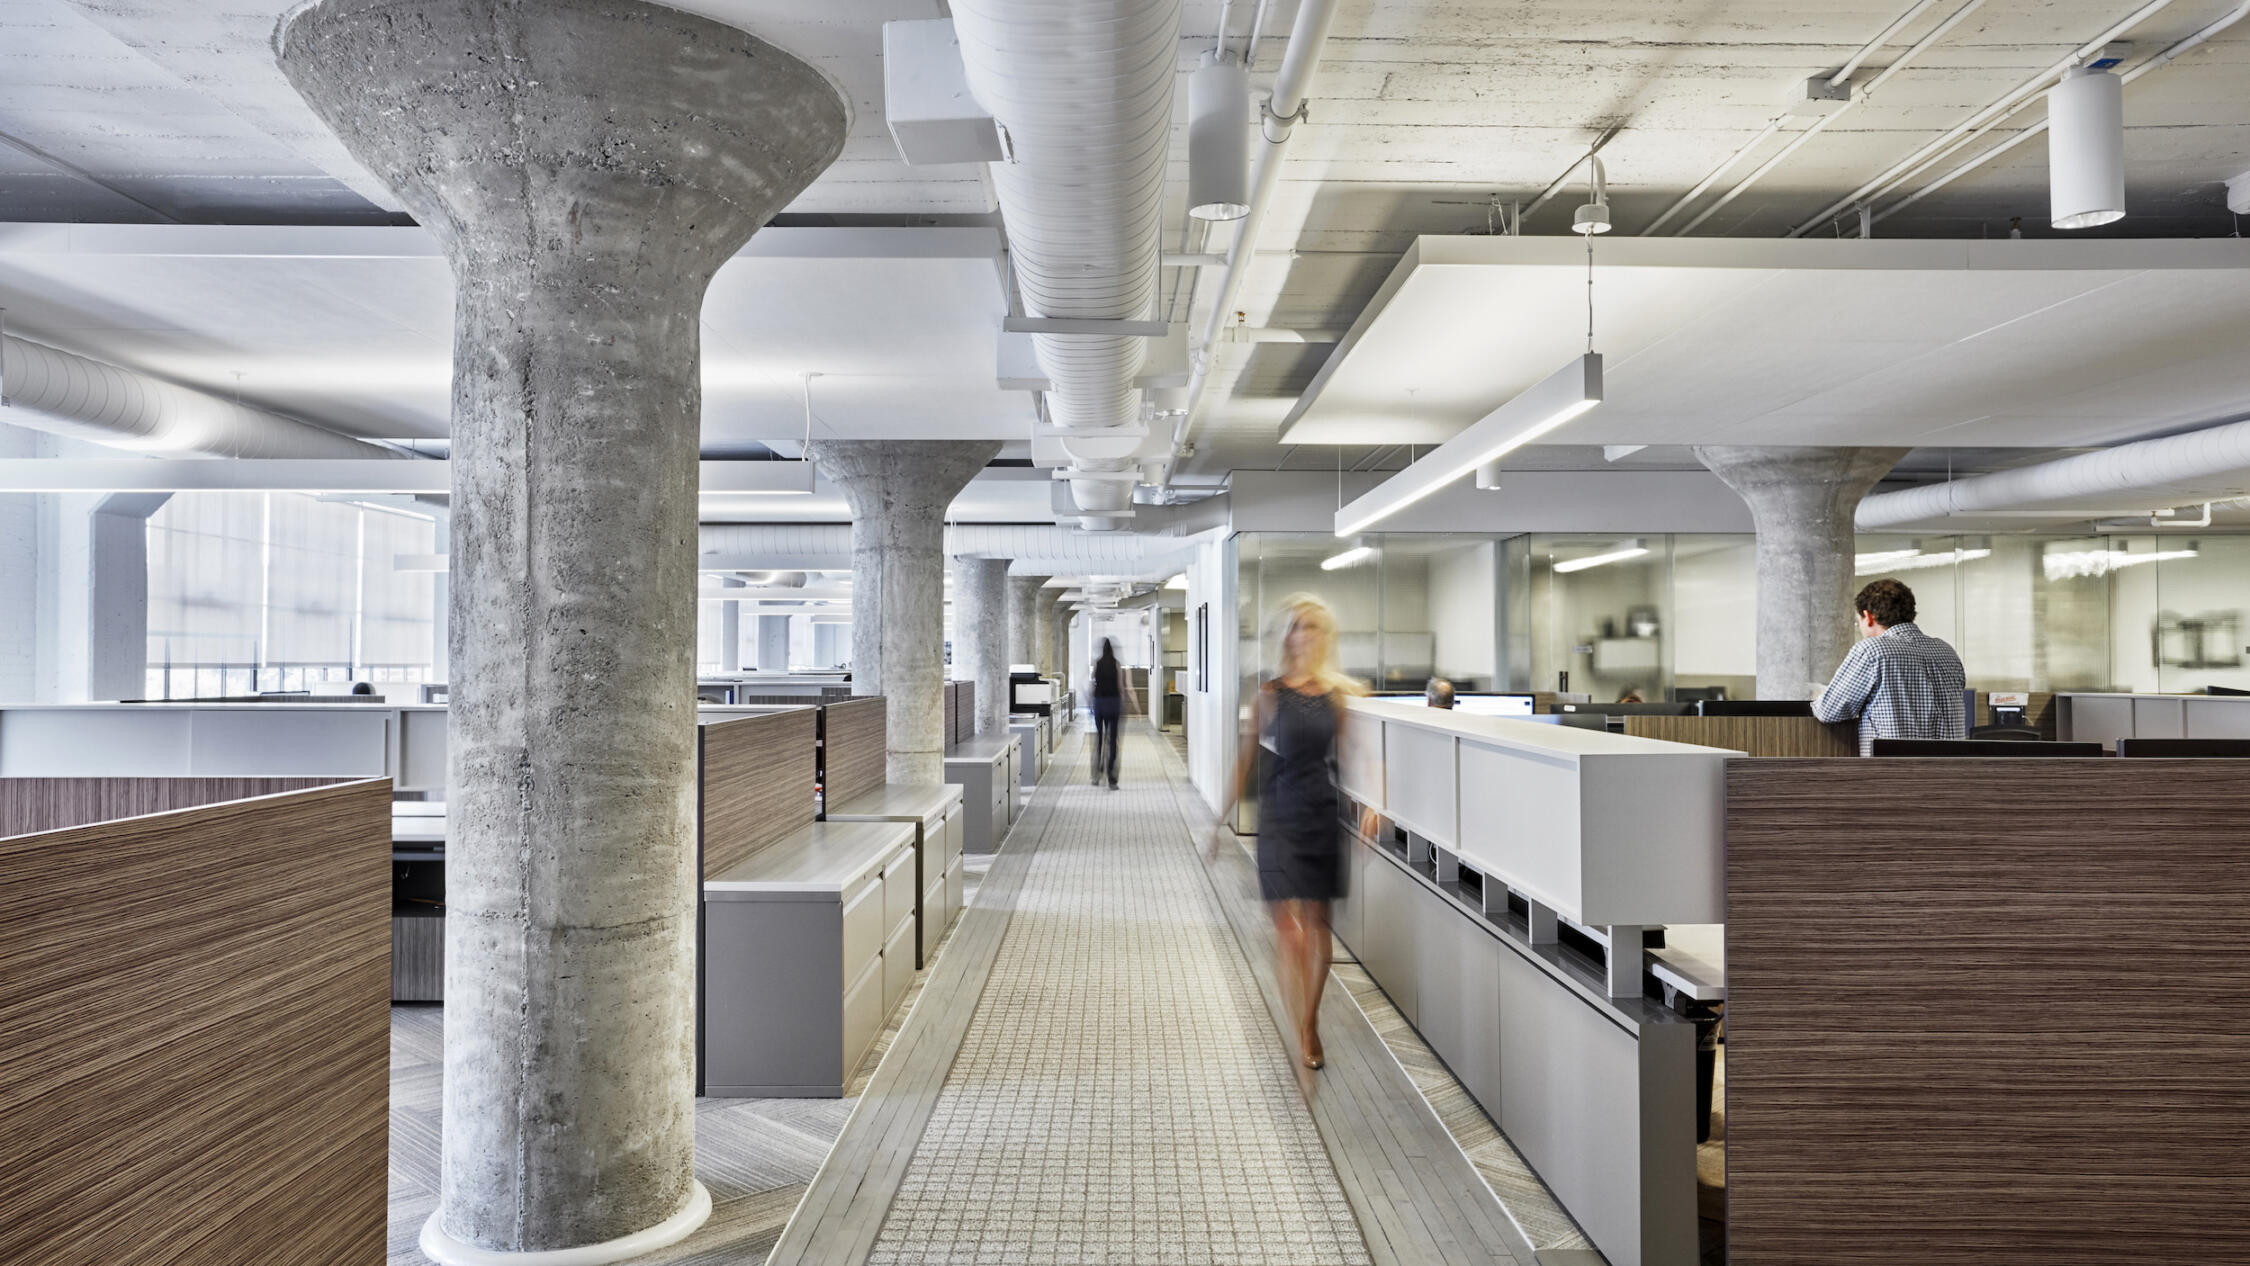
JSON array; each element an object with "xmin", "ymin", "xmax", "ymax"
[
  {"xmin": 1552, "ymin": 539, "xmax": 1647, "ymax": 573},
  {"xmin": 1321, "ymin": 545, "xmax": 1376, "ymax": 571},
  {"xmin": 1334, "ymin": 353, "xmax": 1602, "ymax": 537},
  {"xmin": 1855, "ymin": 547, "xmax": 1991, "ymax": 575},
  {"xmin": 2042, "ymin": 544, "xmax": 2198, "ymax": 582}
]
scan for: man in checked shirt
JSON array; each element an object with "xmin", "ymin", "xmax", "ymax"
[{"xmin": 1811, "ymin": 577, "xmax": 1966, "ymax": 756}]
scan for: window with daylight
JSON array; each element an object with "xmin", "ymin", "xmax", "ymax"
[{"xmin": 144, "ymin": 492, "xmax": 439, "ymax": 700}]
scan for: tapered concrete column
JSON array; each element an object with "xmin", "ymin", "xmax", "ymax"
[
  {"xmin": 277, "ymin": 4, "xmax": 845, "ymax": 1260},
  {"xmin": 1036, "ymin": 587, "xmax": 1064, "ymax": 676},
  {"xmin": 756, "ymin": 614, "xmax": 791, "ymax": 672},
  {"xmin": 1007, "ymin": 574, "xmax": 1047, "ymax": 675},
  {"xmin": 1694, "ymin": 446, "xmax": 1908, "ymax": 700},
  {"xmin": 955, "ymin": 557, "xmax": 1010, "ymax": 735},
  {"xmin": 811, "ymin": 441, "xmax": 1000, "ymax": 780},
  {"xmin": 719, "ymin": 578, "xmax": 744, "ymax": 673}
]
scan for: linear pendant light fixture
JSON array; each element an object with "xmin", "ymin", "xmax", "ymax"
[
  {"xmin": 1552, "ymin": 538, "xmax": 1647, "ymax": 573},
  {"xmin": 1333, "ymin": 353, "xmax": 1603, "ymax": 536}
]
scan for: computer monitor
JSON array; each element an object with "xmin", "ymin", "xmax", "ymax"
[
  {"xmin": 1697, "ymin": 700, "xmax": 1813, "ymax": 717},
  {"xmin": 1453, "ymin": 693, "xmax": 1535, "ymax": 717},
  {"xmin": 1672, "ymin": 686, "xmax": 1728, "ymax": 703},
  {"xmin": 1871, "ymin": 738, "xmax": 2105, "ymax": 757},
  {"xmin": 1371, "ymin": 692, "xmax": 1427, "ymax": 707},
  {"xmin": 2116, "ymin": 738, "xmax": 2250, "ymax": 758}
]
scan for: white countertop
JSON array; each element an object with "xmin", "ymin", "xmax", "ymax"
[
  {"xmin": 704, "ymin": 819, "xmax": 916, "ymax": 894},
  {"xmin": 826, "ymin": 782, "xmax": 962, "ymax": 824},
  {"xmin": 1350, "ymin": 696, "xmax": 1743, "ymax": 760},
  {"xmin": 945, "ymin": 734, "xmax": 1019, "ymax": 762}
]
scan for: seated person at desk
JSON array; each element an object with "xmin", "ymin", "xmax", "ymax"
[
  {"xmin": 1812, "ymin": 578, "xmax": 1965, "ymax": 756},
  {"xmin": 1424, "ymin": 677, "xmax": 1455, "ymax": 709}
]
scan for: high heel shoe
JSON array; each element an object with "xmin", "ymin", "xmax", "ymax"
[{"xmin": 1301, "ymin": 1031, "xmax": 1324, "ymax": 1070}]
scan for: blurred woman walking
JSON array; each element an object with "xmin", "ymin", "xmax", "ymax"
[
  {"xmin": 1088, "ymin": 638, "xmax": 1135, "ymax": 789},
  {"xmin": 1215, "ymin": 594, "xmax": 1365, "ymax": 1080}
]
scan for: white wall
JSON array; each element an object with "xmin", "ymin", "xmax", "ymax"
[
  {"xmin": 1185, "ymin": 534, "xmax": 1237, "ymax": 813},
  {"xmin": 1427, "ymin": 540, "xmax": 1496, "ymax": 686},
  {"xmin": 1671, "ymin": 541, "xmax": 1755, "ymax": 679},
  {"xmin": 0, "ymin": 424, "xmax": 39, "ymax": 701}
]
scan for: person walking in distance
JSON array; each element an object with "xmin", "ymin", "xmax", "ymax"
[
  {"xmin": 1213, "ymin": 595, "xmax": 1366, "ymax": 1079},
  {"xmin": 1088, "ymin": 638, "xmax": 1135, "ymax": 789}
]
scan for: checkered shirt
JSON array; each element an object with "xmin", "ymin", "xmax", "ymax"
[{"xmin": 1811, "ymin": 622, "xmax": 1967, "ymax": 756}]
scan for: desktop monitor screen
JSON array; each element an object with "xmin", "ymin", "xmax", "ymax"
[{"xmin": 1453, "ymin": 693, "xmax": 1535, "ymax": 718}]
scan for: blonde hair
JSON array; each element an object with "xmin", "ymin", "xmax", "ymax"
[{"xmin": 1271, "ymin": 593, "xmax": 1366, "ymax": 698}]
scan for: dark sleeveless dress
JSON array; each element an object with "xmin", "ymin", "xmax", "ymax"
[{"xmin": 1256, "ymin": 683, "xmax": 1345, "ymax": 903}]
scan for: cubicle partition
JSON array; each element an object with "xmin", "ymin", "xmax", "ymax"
[
  {"xmin": 820, "ymin": 696, "xmax": 887, "ymax": 810},
  {"xmin": 0, "ymin": 703, "xmax": 447, "ymax": 794},
  {"xmin": 1723, "ymin": 758, "xmax": 2250, "ymax": 1262},
  {"xmin": 1, "ymin": 778, "xmax": 391, "ymax": 1265},
  {"xmin": 1335, "ymin": 699, "xmax": 1726, "ymax": 1266},
  {"xmin": 1622, "ymin": 714, "xmax": 1857, "ymax": 757},
  {"xmin": 2057, "ymin": 690, "xmax": 2250, "ymax": 747}
]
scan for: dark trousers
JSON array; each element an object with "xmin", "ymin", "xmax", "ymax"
[{"xmin": 1091, "ymin": 699, "xmax": 1123, "ymax": 786}]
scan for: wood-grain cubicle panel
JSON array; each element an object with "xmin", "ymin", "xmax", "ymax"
[
  {"xmin": 0, "ymin": 776, "xmax": 340, "ymax": 836},
  {"xmin": 0, "ymin": 779, "xmax": 390, "ymax": 1266},
  {"xmin": 955, "ymin": 680, "xmax": 975, "ymax": 742},
  {"xmin": 1622, "ymin": 714, "xmax": 1857, "ymax": 757},
  {"xmin": 1724, "ymin": 759, "xmax": 2250, "ymax": 1264},
  {"xmin": 943, "ymin": 682, "xmax": 960, "ymax": 747},
  {"xmin": 699, "ymin": 709, "xmax": 818, "ymax": 878},
  {"xmin": 822, "ymin": 697, "xmax": 888, "ymax": 808}
]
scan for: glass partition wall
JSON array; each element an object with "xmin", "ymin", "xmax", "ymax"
[{"xmin": 1224, "ymin": 527, "xmax": 2245, "ymax": 831}]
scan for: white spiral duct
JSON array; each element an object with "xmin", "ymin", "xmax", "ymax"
[
  {"xmin": 951, "ymin": 0, "xmax": 1181, "ymax": 518},
  {"xmin": 0, "ymin": 333, "xmax": 395, "ymax": 459},
  {"xmin": 1856, "ymin": 418, "xmax": 2250, "ymax": 529}
]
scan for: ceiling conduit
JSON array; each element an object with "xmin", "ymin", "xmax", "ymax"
[
  {"xmin": 951, "ymin": 0, "xmax": 1181, "ymax": 530},
  {"xmin": 0, "ymin": 331, "xmax": 397, "ymax": 459},
  {"xmin": 1856, "ymin": 419, "xmax": 2250, "ymax": 529},
  {"xmin": 700, "ymin": 509, "xmax": 1224, "ymax": 579}
]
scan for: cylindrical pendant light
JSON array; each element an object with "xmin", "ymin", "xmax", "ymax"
[
  {"xmin": 1188, "ymin": 51, "xmax": 1250, "ymax": 221},
  {"xmin": 2049, "ymin": 66, "xmax": 2125, "ymax": 230}
]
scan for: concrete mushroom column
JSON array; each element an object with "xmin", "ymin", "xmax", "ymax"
[
  {"xmin": 1007, "ymin": 573, "xmax": 1048, "ymax": 677},
  {"xmin": 811, "ymin": 441, "xmax": 1000, "ymax": 780},
  {"xmin": 1037, "ymin": 586, "xmax": 1065, "ymax": 676},
  {"xmin": 276, "ymin": 3, "xmax": 846, "ymax": 1260},
  {"xmin": 954, "ymin": 556, "xmax": 1011, "ymax": 736},
  {"xmin": 1694, "ymin": 446, "xmax": 1908, "ymax": 700}
]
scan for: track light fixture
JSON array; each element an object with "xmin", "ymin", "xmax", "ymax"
[
  {"xmin": 2050, "ymin": 66, "xmax": 2125, "ymax": 230},
  {"xmin": 1571, "ymin": 155, "xmax": 1612, "ymax": 235},
  {"xmin": 1188, "ymin": 51, "xmax": 1250, "ymax": 221}
]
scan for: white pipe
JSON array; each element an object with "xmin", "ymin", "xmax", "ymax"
[
  {"xmin": 1875, "ymin": 0, "xmax": 2250, "ymax": 223},
  {"xmin": 1665, "ymin": 0, "xmax": 1990, "ymax": 237},
  {"xmin": 1174, "ymin": 0, "xmax": 1344, "ymax": 469},
  {"xmin": 0, "ymin": 332, "xmax": 395, "ymax": 459},
  {"xmin": 953, "ymin": 0, "xmax": 1181, "ymax": 519},
  {"xmin": 1831, "ymin": 0, "xmax": 1949, "ymax": 85},
  {"xmin": 1788, "ymin": 0, "xmax": 2180, "ymax": 238},
  {"xmin": 1855, "ymin": 418, "xmax": 2250, "ymax": 528}
]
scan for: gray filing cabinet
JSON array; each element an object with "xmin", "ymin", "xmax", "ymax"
[
  {"xmin": 825, "ymin": 782, "xmax": 965, "ymax": 967},
  {"xmin": 943, "ymin": 733, "xmax": 1020, "ymax": 854},
  {"xmin": 1008, "ymin": 717, "xmax": 1042, "ymax": 786},
  {"xmin": 1335, "ymin": 829, "xmax": 1699, "ymax": 1266},
  {"xmin": 701, "ymin": 819, "xmax": 918, "ymax": 1097}
]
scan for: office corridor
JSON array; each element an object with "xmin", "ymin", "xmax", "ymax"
[
  {"xmin": 770, "ymin": 725, "xmax": 1537, "ymax": 1266},
  {"xmin": 862, "ymin": 732, "xmax": 1369, "ymax": 1264}
]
